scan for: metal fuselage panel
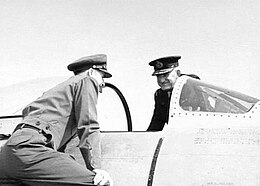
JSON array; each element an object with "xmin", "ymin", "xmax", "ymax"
[
  {"xmin": 152, "ymin": 76, "xmax": 260, "ymax": 185},
  {"xmin": 66, "ymin": 131, "xmax": 163, "ymax": 186}
]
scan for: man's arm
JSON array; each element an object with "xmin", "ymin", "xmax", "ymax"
[
  {"xmin": 74, "ymin": 76, "xmax": 101, "ymax": 170},
  {"xmin": 147, "ymin": 90, "xmax": 166, "ymax": 131}
]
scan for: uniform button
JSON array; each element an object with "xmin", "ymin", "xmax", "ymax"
[{"xmin": 36, "ymin": 121, "xmax": 40, "ymax": 126}]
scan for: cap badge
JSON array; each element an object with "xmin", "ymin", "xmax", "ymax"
[
  {"xmin": 155, "ymin": 61, "xmax": 163, "ymax": 69},
  {"xmin": 167, "ymin": 64, "xmax": 174, "ymax": 68}
]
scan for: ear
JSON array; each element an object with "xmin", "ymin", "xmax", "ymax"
[
  {"xmin": 176, "ymin": 69, "xmax": 181, "ymax": 76},
  {"xmin": 92, "ymin": 69, "xmax": 100, "ymax": 76},
  {"xmin": 89, "ymin": 68, "xmax": 94, "ymax": 75}
]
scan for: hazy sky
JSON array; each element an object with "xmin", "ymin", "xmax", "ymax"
[{"xmin": 0, "ymin": 0, "xmax": 260, "ymax": 130}]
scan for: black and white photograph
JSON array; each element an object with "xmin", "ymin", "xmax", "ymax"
[{"xmin": 0, "ymin": 1, "xmax": 260, "ymax": 185}]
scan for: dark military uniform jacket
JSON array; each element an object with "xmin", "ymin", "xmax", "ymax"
[
  {"xmin": 147, "ymin": 88, "xmax": 173, "ymax": 131},
  {"xmin": 20, "ymin": 73, "xmax": 101, "ymax": 170}
]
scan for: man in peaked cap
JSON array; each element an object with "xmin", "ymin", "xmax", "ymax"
[
  {"xmin": 0, "ymin": 54, "xmax": 113, "ymax": 185},
  {"xmin": 147, "ymin": 56, "xmax": 200, "ymax": 131},
  {"xmin": 147, "ymin": 56, "xmax": 181, "ymax": 131}
]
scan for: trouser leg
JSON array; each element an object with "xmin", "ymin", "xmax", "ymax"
[{"xmin": 0, "ymin": 128, "xmax": 96, "ymax": 186}]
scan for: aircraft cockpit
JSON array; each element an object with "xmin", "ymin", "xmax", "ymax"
[{"xmin": 178, "ymin": 78, "xmax": 259, "ymax": 114}]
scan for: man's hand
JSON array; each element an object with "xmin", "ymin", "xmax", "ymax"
[{"xmin": 93, "ymin": 169, "xmax": 113, "ymax": 186}]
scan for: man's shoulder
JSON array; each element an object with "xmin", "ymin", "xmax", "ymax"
[
  {"xmin": 67, "ymin": 74, "xmax": 96, "ymax": 85},
  {"xmin": 50, "ymin": 75, "xmax": 97, "ymax": 91},
  {"xmin": 155, "ymin": 88, "xmax": 163, "ymax": 96}
]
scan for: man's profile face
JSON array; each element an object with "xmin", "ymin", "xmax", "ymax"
[
  {"xmin": 88, "ymin": 69, "xmax": 105, "ymax": 92},
  {"xmin": 156, "ymin": 69, "xmax": 179, "ymax": 90}
]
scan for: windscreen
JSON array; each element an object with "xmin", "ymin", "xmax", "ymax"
[{"xmin": 179, "ymin": 79, "xmax": 259, "ymax": 113}]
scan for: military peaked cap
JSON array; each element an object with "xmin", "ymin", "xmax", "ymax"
[
  {"xmin": 67, "ymin": 54, "xmax": 112, "ymax": 78},
  {"xmin": 149, "ymin": 56, "xmax": 181, "ymax": 76}
]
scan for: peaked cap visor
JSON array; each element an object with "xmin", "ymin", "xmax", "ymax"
[
  {"xmin": 97, "ymin": 69, "xmax": 112, "ymax": 78},
  {"xmin": 152, "ymin": 68, "xmax": 174, "ymax": 76}
]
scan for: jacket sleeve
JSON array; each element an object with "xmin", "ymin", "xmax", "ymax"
[
  {"xmin": 147, "ymin": 90, "xmax": 166, "ymax": 131},
  {"xmin": 74, "ymin": 77, "xmax": 101, "ymax": 170}
]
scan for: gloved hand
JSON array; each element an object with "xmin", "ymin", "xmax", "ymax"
[{"xmin": 93, "ymin": 169, "xmax": 113, "ymax": 186}]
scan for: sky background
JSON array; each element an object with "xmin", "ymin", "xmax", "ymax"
[{"xmin": 0, "ymin": 0, "xmax": 260, "ymax": 130}]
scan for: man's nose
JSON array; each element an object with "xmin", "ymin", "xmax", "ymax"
[{"xmin": 158, "ymin": 76, "xmax": 166, "ymax": 83}]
